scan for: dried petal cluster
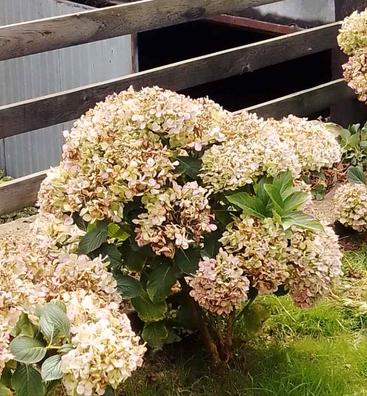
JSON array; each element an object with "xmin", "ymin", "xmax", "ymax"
[
  {"xmin": 272, "ymin": 115, "xmax": 342, "ymax": 172},
  {"xmin": 207, "ymin": 216, "xmax": 341, "ymax": 308},
  {"xmin": 201, "ymin": 122, "xmax": 301, "ymax": 192},
  {"xmin": 187, "ymin": 249, "xmax": 250, "ymax": 315},
  {"xmin": 338, "ymin": 9, "xmax": 367, "ymax": 56},
  {"xmin": 38, "ymin": 87, "xmax": 229, "ymax": 224},
  {"xmin": 338, "ymin": 10, "xmax": 367, "ymax": 103},
  {"xmin": 200, "ymin": 112, "xmax": 341, "ymax": 192},
  {"xmin": 61, "ymin": 290, "xmax": 145, "ymax": 396},
  {"xmin": 134, "ymin": 181, "xmax": 216, "ymax": 257},
  {"xmin": 0, "ymin": 235, "xmax": 145, "ymax": 393},
  {"xmin": 343, "ymin": 50, "xmax": 367, "ymax": 103},
  {"xmin": 334, "ymin": 182, "xmax": 367, "ymax": 231}
]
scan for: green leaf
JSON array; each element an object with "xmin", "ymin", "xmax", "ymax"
[
  {"xmin": 131, "ymin": 294, "xmax": 167, "ymax": 323},
  {"xmin": 272, "ymin": 171, "xmax": 293, "ymax": 195},
  {"xmin": 0, "ymin": 384, "xmax": 12, "ymax": 396},
  {"xmin": 281, "ymin": 211, "xmax": 324, "ymax": 232},
  {"xmin": 98, "ymin": 243, "xmax": 122, "ymax": 268},
  {"xmin": 11, "ymin": 364, "xmax": 44, "ymax": 396},
  {"xmin": 226, "ymin": 192, "xmax": 266, "ymax": 219},
  {"xmin": 175, "ymin": 156, "xmax": 202, "ymax": 179},
  {"xmin": 39, "ymin": 303, "xmax": 70, "ymax": 342},
  {"xmin": 264, "ymin": 184, "xmax": 284, "ymax": 214},
  {"xmin": 58, "ymin": 344, "xmax": 74, "ymax": 354},
  {"xmin": 142, "ymin": 321, "xmax": 169, "ymax": 349},
  {"xmin": 146, "ymin": 263, "xmax": 179, "ymax": 302},
  {"xmin": 175, "ymin": 248, "xmax": 201, "ymax": 274},
  {"xmin": 121, "ymin": 246, "xmax": 149, "ymax": 272},
  {"xmin": 72, "ymin": 213, "xmax": 87, "ymax": 231},
  {"xmin": 78, "ymin": 227, "xmax": 108, "ymax": 255},
  {"xmin": 10, "ymin": 336, "xmax": 46, "ymax": 364},
  {"xmin": 0, "ymin": 367, "xmax": 12, "ymax": 388},
  {"xmin": 41, "ymin": 355, "xmax": 63, "ymax": 382},
  {"xmin": 347, "ymin": 166, "xmax": 367, "ymax": 185},
  {"xmin": 201, "ymin": 231, "xmax": 221, "ymax": 258},
  {"xmin": 114, "ymin": 274, "xmax": 144, "ymax": 299},
  {"xmin": 11, "ymin": 313, "xmax": 36, "ymax": 337},
  {"xmin": 283, "ymin": 191, "xmax": 310, "ymax": 212},
  {"xmin": 107, "ymin": 223, "xmax": 130, "ymax": 241}
]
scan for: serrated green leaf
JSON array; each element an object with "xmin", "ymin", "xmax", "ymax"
[
  {"xmin": 175, "ymin": 156, "xmax": 202, "ymax": 179},
  {"xmin": 58, "ymin": 344, "xmax": 74, "ymax": 354},
  {"xmin": 78, "ymin": 227, "xmax": 108, "ymax": 255},
  {"xmin": 114, "ymin": 274, "xmax": 144, "ymax": 299},
  {"xmin": 72, "ymin": 213, "xmax": 87, "ymax": 231},
  {"xmin": 226, "ymin": 192, "xmax": 266, "ymax": 219},
  {"xmin": 142, "ymin": 321, "xmax": 169, "ymax": 349},
  {"xmin": 41, "ymin": 355, "xmax": 63, "ymax": 382},
  {"xmin": 146, "ymin": 264, "xmax": 179, "ymax": 302},
  {"xmin": 282, "ymin": 211, "xmax": 324, "ymax": 232},
  {"xmin": 131, "ymin": 294, "xmax": 167, "ymax": 323},
  {"xmin": 11, "ymin": 313, "xmax": 36, "ymax": 337},
  {"xmin": 11, "ymin": 364, "xmax": 44, "ymax": 396},
  {"xmin": 0, "ymin": 384, "xmax": 12, "ymax": 396},
  {"xmin": 10, "ymin": 336, "xmax": 46, "ymax": 364},
  {"xmin": 107, "ymin": 223, "xmax": 130, "ymax": 241},
  {"xmin": 347, "ymin": 166, "xmax": 367, "ymax": 185},
  {"xmin": 264, "ymin": 184, "xmax": 284, "ymax": 214},
  {"xmin": 201, "ymin": 231, "xmax": 221, "ymax": 258},
  {"xmin": 283, "ymin": 191, "xmax": 310, "ymax": 212},
  {"xmin": 175, "ymin": 248, "xmax": 201, "ymax": 274},
  {"xmin": 98, "ymin": 243, "xmax": 122, "ymax": 268},
  {"xmin": 39, "ymin": 303, "xmax": 70, "ymax": 342}
]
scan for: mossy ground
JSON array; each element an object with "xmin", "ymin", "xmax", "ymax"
[{"xmin": 121, "ymin": 248, "xmax": 367, "ymax": 396}]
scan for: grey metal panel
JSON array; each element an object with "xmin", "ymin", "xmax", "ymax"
[
  {"xmin": 0, "ymin": 0, "xmax": 132, "ymax": 178},
  {"xmin": 254, "ymin": 0, "xmax": 336, "ymax": 24}
]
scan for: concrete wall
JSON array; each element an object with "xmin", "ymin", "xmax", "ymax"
[{"xmin": 0, "ymin": 0, "xmax": 133, "ymax": 177}]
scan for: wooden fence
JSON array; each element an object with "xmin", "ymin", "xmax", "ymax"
[{"xmin": 0, "ymin": 0, "xmax": 365, "ymax": 215}]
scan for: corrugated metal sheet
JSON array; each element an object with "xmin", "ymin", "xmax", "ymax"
[
  {"xmin": 255, "ymin": 0, "xmax": 335, "ymax": 24},
  {"xmin": 0, "ymin": 0, "xmax": 133, "ymax": 177}
]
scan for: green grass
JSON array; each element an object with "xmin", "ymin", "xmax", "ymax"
[{"xmin": 121, "ymin": 250, "xmax": 367, "ymax": 396}]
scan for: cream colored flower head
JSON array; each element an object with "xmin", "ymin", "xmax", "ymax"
[
  {"xmin": 334, "ymin": 182, "xmax": 367, "ymax": 231},
  {"xmin": 338, "ymin": 9, "xmax": 367, "ymax": 55}
]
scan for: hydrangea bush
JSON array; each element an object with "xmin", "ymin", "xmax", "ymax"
[
  {"xmin": 338, "ymin": 9, "xmax": 367, "ymax": 103},
  {"xmin": 334, "ymin": 166, "xmax": 367, "ymax": 231},
  {"xmin": 1, "ymin": 87, "xmax": 343, "ymax": 394}
]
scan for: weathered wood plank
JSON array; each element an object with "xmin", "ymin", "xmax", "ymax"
[
  {"xmin": 0, "ymin": 0, "xmax": 281, "ymax": 61},
  {"xmin": 0, "ymin": 78, "xmax": 354, "ymax": 215},
  {"xmin": 244, "ymin": 79, "xmax": 355, "ymax": 118},
  {"xmin": 0, "ymin": 22, "xmax": 341, "ymax": 138},
  {"xmin": 0, "ymin": 171, "xmax": 46, "ymax": 214}
]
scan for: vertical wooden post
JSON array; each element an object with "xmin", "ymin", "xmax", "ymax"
[{"xmin": 331, "ymin": 0, "xmax": 367, "ymax": 126}]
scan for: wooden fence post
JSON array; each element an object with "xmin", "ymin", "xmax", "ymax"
[{"xmin": 331, "ymin": 0, "xmax": 367, "ymax": 126}]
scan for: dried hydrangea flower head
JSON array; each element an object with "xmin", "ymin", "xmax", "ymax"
[
  {"xmin": 220, "ymin": 216, "xmax": 290, "ymax": 294},
  {"xmin": 38, "ymin": 87, "xmax": 229, "ymax": 224},
  {"xmin": 0, "ymin": 233, "xmax": 146, "ymax": 389},
  {"xmin": 188, "ymin": 249, "xmax": 250, "ymax": 315},
  {"xmin": 271, "ymin": 115, "xmax": 342, "ymax": 172},
  {"xmin": 334, "ymin": 182, "xmax": 367, "ymax": 231},
  {"xmin": 343, "ymin": 49, "xmax": 367, "ymax": 103},
  {"xmin": 134, "ymin": 181, "xmax": 216, "ymax": 257},
  {"xmin": 286, "ymin": 224, "xmax": 342, "ymax": 308},
  {"xmin": 200, "ymin": 115, "xmax": 301, "ymax": 192},
  {"xmin": 338, "ymin": 9, "xmax": 367, "ymax": 55},
  {"xmin": 60, "ymin": 290, "xmax": 146, "ymax": 396}
]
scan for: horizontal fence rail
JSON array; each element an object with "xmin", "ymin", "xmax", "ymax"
[
  {"xmin": 0, "ymin": 22, "xmax": 341, "ymax": 139},
  {"xmin": 0, "ymin": 0, "xmax": 281, "ymax": 60},
  {"xmin": 0, "ymin": 78, "xmax": 354, "ymax": 215}
]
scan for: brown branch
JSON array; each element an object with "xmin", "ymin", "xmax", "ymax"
[{"xmin": 179, "ymin": 278, "xmax": 221, "ymax": 366}]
